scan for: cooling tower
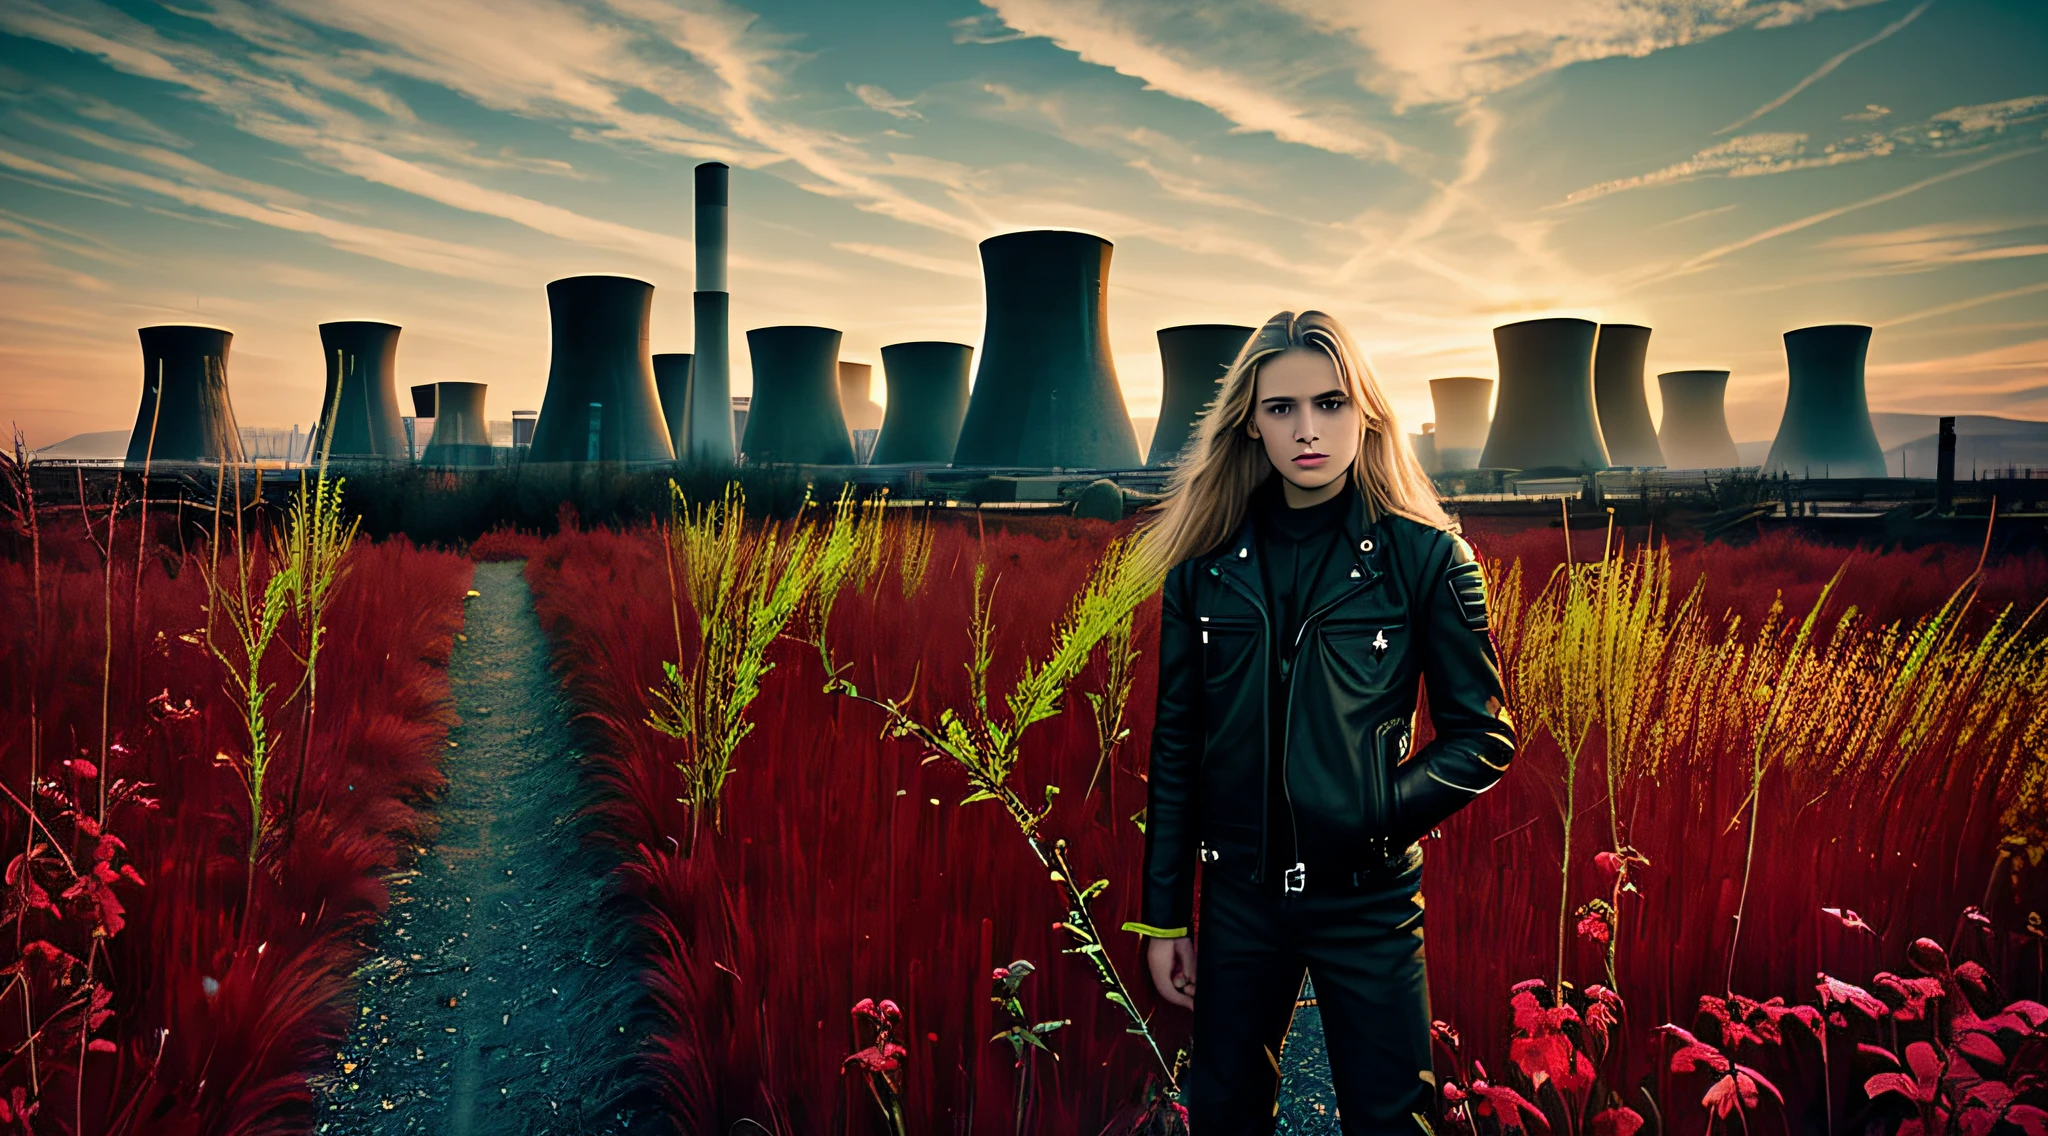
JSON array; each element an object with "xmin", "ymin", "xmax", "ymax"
[
  {"xmin": 654, "ymin": 353, "xmax": 694, "ymax": 458},
  {"xmin": 839, "ymin": 362, "xmax": 884, "ymax": 432},
  {"xmin": 126, "ymin": 325, "xmax": 244, "ymax": 464},
  {"xmin": 1656, "ymin": 371, "xmax": 1742, "ymax": 469},
  {"xmin": 528, "ymin": 275, "xmax": 675, "ymax": 463},
  {"xmin": 420, "ymin": 382, "xmax": 493, "ymax": 468},
  {"xmin": 309, "ymin": 321, "xmax": 407, "ymax": 463},
  {"xmin": 742, "ymin": 326, "xmax": 856, "ymax": 465},
  {"xmin": 1428, "ymin": 377, "xmax": 1492, "ymax": 471},
  {"xmin": 872, "ymin": 341, "xmax": 972, "ymax": 464},
  {"xmin": 1478, "ymin": 318, "xmax": 1609, "ymax": 472},
  {"xmin": 1593, "ymin": 324, "xmax": 1664, "ymax": 467},
  {"xmin": 953, "ymin": 230, "xmax": 1141, "ymax": 469},
  {"xmin": 410, "ymin": 384, "xmax": 437, "ymax": 418},
  {"xmin": 1150, "ymin": 324, "xmax": 1253, "ymax": 466},
  {"xmin": 687, "ymin": 163, "xmax": 735, "ymax": 465},
  {"xmin": 1763, "ymin": 325, "xmax": 1886, "ymax": 478},
  {"xmin": 1410, "ymin": 430, "xmax": 1441, "ymax": 474}
]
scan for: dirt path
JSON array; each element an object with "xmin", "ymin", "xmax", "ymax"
[{"xmin": 316, "ymin": 561, "xmax": 654, "ymax": 1135}]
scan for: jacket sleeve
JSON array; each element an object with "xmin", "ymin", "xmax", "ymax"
[
  {"xmin": 1122, "ymin": 560, "xmax": 1204, "ymax": 939},
  {"xmin": 1389, "ymin": 530, "xmax": 1516, "ymax": 846}
]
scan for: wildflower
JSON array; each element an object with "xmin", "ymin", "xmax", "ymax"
[{"xmin": 1659, "ymin": 1023, "xmax": 1784, "ymax": 1119}]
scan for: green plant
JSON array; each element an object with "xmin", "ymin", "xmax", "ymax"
[
  {"xmin": 645, "ymin": 480, "xmax": 865, "ymax": 845},
  {"xmin": 990, "ymin": 959, "xmax": 1070, "ymax": 1136},
  {"xmin": 802, "ymin": 531, "xmax": 1181, "ymax": 1092}
]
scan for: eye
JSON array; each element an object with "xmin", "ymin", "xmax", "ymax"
[{"xmin": 1318, "ymin": 397, "xmax": 1347, "ymax": 411}]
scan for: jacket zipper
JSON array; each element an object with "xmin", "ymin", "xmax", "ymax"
[{"xmin": 1281, "ymin": 578, "xmax": 1369, "ymax": 891}]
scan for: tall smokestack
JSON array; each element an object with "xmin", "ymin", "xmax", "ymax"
[
  {"xmin": 420, "ymin": 381, "xmax": 493, "ymax": 468},
  {"xmin": 312, "ymin": 321, "xmax": 408, "ymax": 463},
  {"xmin": 1593, "ymin": 324, "xmax": 1664, "ymax": 467},
  {"xmin": 1656, "ymin": 371, "xmax": 1742, "ymax": 469},
  {"xmin": 527, "ymin": 274, "xmax": 674, "ymax": 463},
  {"xmin": 1478, "ymin": 318, "xmax": 1610, "ymax": 472},
  {"xmin": 688, "ymin": 162, "xmax": 735, "ymax": 464},
  {"xmin": 654, "ymin": 353, "xmax": 694, "ymax": 458},
  {"xmin": 127, "ymin": 325, "xmax": 244, "ymax": 464},
  {"xmin": 872, "ymin": 341, "xmax": 972, "ymax": 464},
  {"xmin": 1763, "ymin": 324, "xmax": 1886, "ymax": 478},
  {"xmin": 1150, "ymin": 324, "xmax": 1253, "ymax": 466},
  {"xmin": 742, "ymin": 326, "xmax": 855, "ymax": 465},
  {"xmin": 1429, "ymin": 377, "xmax": 1492, "ymax": 471},
  {"xmin": 953, "ymin": 230, "xmax": 1141, "ymax": 469}
]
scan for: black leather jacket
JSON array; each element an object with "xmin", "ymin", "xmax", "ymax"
[{"xmin": 1131, "ymin": 489, "xmax": 1517, "ymax": 935}]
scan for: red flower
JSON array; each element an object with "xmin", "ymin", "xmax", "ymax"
[
  {"xmin": 1510, "ymin": 990, "xmax": 1595, "ymax": 1094},
  {"xmin": 1448, "ymin": 1065, "xmax": 1552, "ymax": 1134},
  {"xmin": 1659, "ymin": 1024, "xmax": 1784, "ymax": 1119},
  {"xmin": 1577, "ymin": 911, "xmax": 1612, "ymax": 945},
  {"xmin": 1817, "ymin": 973, "xmax": 1889, "ymax": 1020},
  {"xmin": 1590, "ymin": 1107, "xmax": 1644, "ymax": 1136},
  {"xmin": 1865, "ymin": 1040, "xmax": 1947, "ymax": 1136},
  {"xmin": 1823, "ymin": 907, "xmax": 1877, "ymax": 935},
  {"xmin": 1594, "ymin": 851, "xmax": 1621, "ymax": 881},
  {"xmin": 1874, "ymin": 973, "xmax": 1946, "ymax": 1022}
]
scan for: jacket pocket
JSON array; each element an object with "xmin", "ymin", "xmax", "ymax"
[
  {"xmin": 1198, "ymin": 615, "xmax": 1260, "ymax": 690},
  {"xmin": 1318, "ymin": 619, "xmax": 1405, "ymax": 698}
]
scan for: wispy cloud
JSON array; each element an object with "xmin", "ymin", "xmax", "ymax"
[
  {"xmin": 1713, "ymin": 0, "xmax": 1931, "ymax": 135},
  {"xmin": 850, "ymin": 83, "xmax": 922, "ymax": 120},
  {"xmin": 1566, "ymin": 95, "xmax": 2048, "ymax": 202},
  {"xmin": 976, "ymin": 0, "xmax": 1407, "ymax": 161}
]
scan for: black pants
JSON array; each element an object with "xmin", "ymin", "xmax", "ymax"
[{"xmin": 1183, "ymin": 847, "xmax": 1433, "ymax": 1135}]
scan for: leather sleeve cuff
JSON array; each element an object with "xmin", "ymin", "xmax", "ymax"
[{"xmin": 1121, "ymin": 922, "xmax": 1189, "ymax": 939}]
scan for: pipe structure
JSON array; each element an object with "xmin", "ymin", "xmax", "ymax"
[
  {"xmin": 420, "ymin": 382, "xmax": 493, "ymax": 468},
  {"xmin": 1478, "ymin": 318, "xmax": 1610, "ymax": 472},
  {"xmin": 126, "ymin": 325, "xmax": 244, "ymax": 464},
  {"xmin": 1763, "ymin": 324, "xmax": 1887, "ymax": 478},
  {"xmin": 311, "ymin": 320, "xmax": 408, "ymax": 463},
  {"xmin": 839, "ymin": 362, "xmax": 884, "ymax": 432},
  {"xmin": 1593, "ymin": 323, "xmax": 1664, "ymax": 467},
  {"xmin": 1150, "ymin": 323, "xmax": 1253, "ymax": 466},
  {"xmin": 1429, "ymin": 377, "xmax": 1493, "ymax": 471},
  {"xmin": 1655, "ymin": 371, "xmax": 1743, "ymax": 469},
  {"xmin": 654, "ymin": 352, "xmax": 694, "ymax": 458},
  {"xmin": 953, "ymin": 230, "xmax": 1141, "ymax": 468},
  {"xmin": 527, "ymin": 274, "xmax": 675, "ymax": 463},
  {"xmin": 687, "ymin": 162, "xmax": 735, "ymax": 464},
  {"xmin": 872, "ymin": 341, "xmax": 972, "ymax": 464},
  {"xmin": 742, "ymin": 326, "xmax": 855, "ymax": 465}
]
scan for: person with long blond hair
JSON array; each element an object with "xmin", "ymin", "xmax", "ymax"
[{"xmin": 1123, "ymin": 310, "xmax": 1517, "ymax": 1133}]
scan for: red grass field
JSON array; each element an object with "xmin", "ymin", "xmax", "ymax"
[
  {"xmin": 523, "ymin": 508, "xmax": 2048, "ymax": 1135},
  {"xmin": 1, "ymin": 517, "xmax": 470, "ymax": 1134}
]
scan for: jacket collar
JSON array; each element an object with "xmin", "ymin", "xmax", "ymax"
[{"xmin": 1209, "ymin": 474, "xmax": 1384, "ymax": 616}]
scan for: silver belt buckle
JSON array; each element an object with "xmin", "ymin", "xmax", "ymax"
[{"xmin": 1283, "ymin": 862, "xmax": 1306, "ymax": 894}]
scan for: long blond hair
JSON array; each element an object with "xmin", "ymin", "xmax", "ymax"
[{"xmin": 1131, "ymin": 309, "xmax": 1451, "ymax": 581}]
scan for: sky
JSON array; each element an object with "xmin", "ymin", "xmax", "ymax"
[{"xmin": 0, "ymin": 0, "xmax": 2043, "ymax": 451}]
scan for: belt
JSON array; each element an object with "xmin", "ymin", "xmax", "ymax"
[{"xmin": 1199, "ymin": 834, "xmax": 1412, "ymax": 893}]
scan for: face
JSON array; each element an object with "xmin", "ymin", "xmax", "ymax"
[{"xmin": 1245, "ymin": 345, "xmax": 1362, "ymax": 497}]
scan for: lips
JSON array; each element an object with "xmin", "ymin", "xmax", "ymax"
[{"xmin": 1293, "ymin": 452, "xmax": 1328, "ymax": 465}]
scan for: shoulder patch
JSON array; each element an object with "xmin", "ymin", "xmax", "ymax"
[{"xmin": 1445, "ymin": 557, "xmax": 1489, "ymax": 631}]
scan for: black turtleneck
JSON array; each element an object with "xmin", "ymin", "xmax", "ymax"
[{"xmin": 1249, "ymin": 473, "xmax": 1355, "ymax": 877}]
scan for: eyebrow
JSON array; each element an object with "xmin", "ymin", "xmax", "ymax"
[{"xmin": 1260, "ymin": 389, "xmax": 1348, "ymax": 406}]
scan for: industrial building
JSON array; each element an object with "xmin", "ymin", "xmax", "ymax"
[
  {"xmin": 311, "ymin": 320, "xmax": 408, "ymax": 463},
  {"xmin": 1764, "ymin": 325, "xmax": 1887, "ymax": 478},
  {"xmin": 126, "ymin": 324, "xmax": 245, "ymax": 464},
  {"xmin": 872, "ymin": 341, "xmax": 972, "ymax": 464},
  {"xmin": 1656, "ymin": 370, "xmax": 1743, "ymax": 469},
  {"xmin": 742, "ymin": 326, "xmax": 856, "ymax": 466},
  {"xmin": 1429, "ymin": 377, "xmax": 1493, "ymax": 471},
  {"xmin": 952, "ymin": 230, "xmax": 1141, "ymax": 468},
  {"xmin": 654, "ymin": 353, "xmax": 694, "ymax": 458},
  {"xmin": 1150, "ymin": 324, "xmax": 1253, "ymax": 466},
  {"xmin": 419, "ymin": 382, "xmax": 494, "ymax": 468},
  {"xmin": 1478, "ymin": 318, "xmax": 1610, "ymax": 473},
  {"xmin": 527, "ymin": 274, "xmax": 675, "ymax": 463},
  {"xmin": 687, "ymin": 162, "xmax": 735, "ymax": 464},
  {"xmin": 1593, "ymin": 324, "xmax": 1664, "ymax": 467}
]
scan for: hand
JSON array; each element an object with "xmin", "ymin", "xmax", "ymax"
[{"xmin": 1146, "ymin": 936, "xmax": 1197, "ymax": 1010}]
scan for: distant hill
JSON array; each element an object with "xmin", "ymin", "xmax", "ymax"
[
  {"xmin": 30, "ymin": 430, "xmax": 128, "ymax": 460},
  {"xmin": 1874, "ymin": 413, "xmax": 2048, "ymax": 477}
]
